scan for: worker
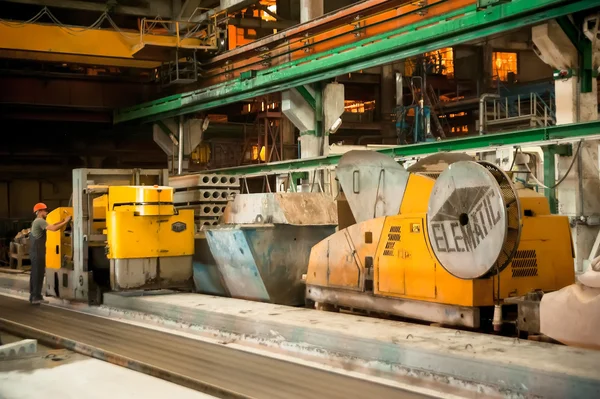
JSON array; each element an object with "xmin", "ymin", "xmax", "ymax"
[{"xmin": 29, "ymin": 203, "xmax": 71, "ymax": 305}]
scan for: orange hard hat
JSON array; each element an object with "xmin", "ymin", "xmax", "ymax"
[{"xmin": 33, "ymin": 203, "xmax": 48, "ymax": 213}]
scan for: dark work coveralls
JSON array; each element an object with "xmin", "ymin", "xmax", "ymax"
[{"xmin": 29, "ymin": 221, "xmax": 47, "ymax": 302}]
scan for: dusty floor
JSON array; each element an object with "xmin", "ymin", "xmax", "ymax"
[{"xmin": 0, "ymin": 333, "xmax": 215, "ymax": 399}]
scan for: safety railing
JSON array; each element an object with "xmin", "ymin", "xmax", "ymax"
[
  {"xmin": 139, "ymin": 16, "xmax": 221, "ymax": 51},
  {"xmin": 484, "ymin": 92, "xmax": 556, "ymax": 130}
]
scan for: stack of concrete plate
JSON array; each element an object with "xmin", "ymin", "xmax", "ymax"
[{"xmin": 170, "ymin": 174, "xmax": 240, "ymax": 230}]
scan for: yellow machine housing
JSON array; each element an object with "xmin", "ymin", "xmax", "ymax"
[
  {"xmin": 46, "ymin": 207, "xmax": 73, "ymax": 270},
  {"xmin": 305, "ymin": 158, "xmax": 575, "ymax": 329},
  {"xmin": 46, "ymin": 185, "xmax": 194, "ymax": 295},
  {"xmin": 104, "ymin": 185, "xmax": 194, "ymax": 290}
]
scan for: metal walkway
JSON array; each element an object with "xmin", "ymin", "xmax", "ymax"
[{"xmin": 0, "ymin": 295, "xmax": 432, "ymax": 399}]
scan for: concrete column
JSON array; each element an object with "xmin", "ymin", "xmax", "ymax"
[
  {"xmin": 281, "ymin": 116, "xmax": 296, "ymax": 160},
  {"xmin": 482, "ymin": 41, "xmax": 493, "ymax": 89},
  {"xmin": 300, "ymin": 0, "xmax": 323, "ymax": 23},
  {"xmin": 381, "ymin": 64, "xmax": 396, "ymax": 139},
  {"xmin": 299, "ymin": 134, "xmax": 323, "ymax": 158},
  {"xmin": 532, "ymin": 20, "xmax": 600, "ymax": 272},
  {"xmin": 555, "ymin": 82, "xmax": 599, "ymax": 272}
]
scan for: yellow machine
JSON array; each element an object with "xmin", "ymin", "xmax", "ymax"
[
  {"xmin": 305, "ymin": 151, "xmax": 575, "ymax": 329},
  {"xmin": 45, "ymin": 169, "xmax": 194, "ymax": 303},
  {"xmin": 104, "ymin": 185, "xmax": 194, "ymax": 291},
  {"xmin": 46, "ymin": 207, "xmax": 73, "ymax": 270}
]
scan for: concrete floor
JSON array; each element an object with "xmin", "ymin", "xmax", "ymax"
[{"xmin": 0, "ymin": 333, "xmax": 215, "ymax": 399}]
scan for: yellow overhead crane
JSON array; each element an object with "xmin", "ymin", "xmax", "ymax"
[
  {"xmin": 305, "ymin": 151, "xmax": 575, "ymax": 329},
  {"xmin": 0, "ymin": 8, "xmax": 222, "ymax": 68},
  {"xmin": 45, "ymin": 168, "xmax": 194, "ymax": 303}
]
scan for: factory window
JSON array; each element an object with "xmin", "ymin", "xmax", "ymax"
[
  {"xmin": 493, "ymin": 52, "xmax": 518, "ymax": 82},
  {"xmin": 344, "ymin": 100, "xmax": 376, "ymax": 113}
]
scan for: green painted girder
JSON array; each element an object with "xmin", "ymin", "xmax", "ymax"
[
  {"xmin": 114, "ymin": 0, "xmax": 598, "ymax": 124},
  {"xmin": 209, "ymin": 121, "xmax": 600, "ymax": 176}
]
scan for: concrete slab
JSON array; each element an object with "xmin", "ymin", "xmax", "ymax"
[
  {"xmin": 0, "ymin": 349, "xmax": 215, "ymax": 399},
  {"xmin": 104, "ymin": 291, "xmax": 600, "ymax": 399},
  {"xmin": 0, "ymin": 339, "xmax": 37, "ymax": 359}
]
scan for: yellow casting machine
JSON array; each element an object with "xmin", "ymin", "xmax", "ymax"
[
  {"xmin": 305, "ymin": 151, "xmax": 575, "ymax": 329},
  {"xmin": 45, "ymin": 169, "xmax": 194, "ymax": 304}
]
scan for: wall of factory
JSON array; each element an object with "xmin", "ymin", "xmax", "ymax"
[
  {"xmin": 325, "ymin": 0, "xmax": 361, "ymax": 13},
  {"xmin": 517, "ymin": 50, "xmax": 554, "ymax": 82},
  {"xmin": 454, "ymin": 45, "xmax": 481, "ymax": 82},
  {"xmin": 0, "ymin": 180, "xmax": 71, "ymax": 220}
]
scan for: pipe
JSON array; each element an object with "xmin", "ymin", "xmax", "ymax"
[
  {"xmin": 395, "ymin": 72, "xmax": 403, "ymax": 106},
  {"xmin": 178, "ymin": 115, "xmax": 184, "ymax": 175},
  {"xmin": 479, "ymin": 94, "xmax": 500, "ymax": 136}
]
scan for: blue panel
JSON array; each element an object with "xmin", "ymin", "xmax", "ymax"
[
  {"xmin": 192, "ymin": 237, "xmax": 228, "ymax": 296},
  {"xmin": 205, "ymin": 228, "xmax": 270, "ymax": 302}
]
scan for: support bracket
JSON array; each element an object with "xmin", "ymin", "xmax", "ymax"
[
  {"xmin": 295, "ymin": 85, "xmax": 316, "ymax": 110},
  {"xmin": 556, "ymin": 16, "xmax": 594, "ymax": 93}
]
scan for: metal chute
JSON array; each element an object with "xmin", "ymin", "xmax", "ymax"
[{"xmin": 336, "ymin": 151, "xmax": 409, "ymax": 223}]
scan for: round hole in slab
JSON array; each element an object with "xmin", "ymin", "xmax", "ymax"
[
  {"xmin": 203, "ymin": 207, "xmax": 211, "ymax": 213},
  {"xmin": 211, "ymin": 176, "xmax": 219, "ymax": 184},
  {"xmin": 203, "ymin": 192, "xmax": 210, "ymax": 199},
  {"xmin": 220, "ymin": 176, "xmax": 228, "ymax": 184},
  {"xmin": 212, "ymin": 206, "xmax": 220, "ymax": 213},
  {"xmin": 459, "ymin": 213, "xmax": 469, "ymax": 226},
  {"xmin": 221, "ymin": 192, "xmax": 228, "ymax": 199},
  {"xmin": 229, "ymin": 177, "xmax": 237, "ymax": 184},
  {"xmin": 212, "ymin": 192, "xmax": 220, "ymax": 199},
  {"xmin": 202, "ymin": 176, "xmax": 210, "ymax": 183}
]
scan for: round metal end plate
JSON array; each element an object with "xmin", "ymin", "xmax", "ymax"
[{"xmin": 426, "ymin": 161, "xmax": 508, "ymax": 280}]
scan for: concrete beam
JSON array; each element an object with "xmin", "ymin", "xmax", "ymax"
[
  {"xmin": 102, "ymin": 292, "xmax": 600, "ymax": 398},
  {"xmin": 282, "ymin": 87, "xmax": 315, "ymax": 133}
]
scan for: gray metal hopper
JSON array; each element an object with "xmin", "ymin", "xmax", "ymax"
[{"xmin": 204, "ymin": 193, "xmax": 337, "ymax": 306}]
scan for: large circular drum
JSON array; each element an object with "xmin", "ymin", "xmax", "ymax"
[{"xmin": 426, "ymin": 161, "xmax": 521, "ymax": 279}]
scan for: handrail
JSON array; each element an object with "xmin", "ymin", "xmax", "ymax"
[{"xmin": 482, "ymin": 91, "xmax": 556, "ymax": 131}]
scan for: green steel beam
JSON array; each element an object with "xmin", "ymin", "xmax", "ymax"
[
  {"xmin": 543, "ymin": 144, "xmax": 573, "ymax": 214},
  {"xmin": 295, "ymin": 85, "xmax": 316, "ymax": 110},
  {"xmin": 209, "ymin": 121, "xmax": 600, "ymax": 176},
  {"xmin": 114, "ymin": 0, "xmax": 598, "ymax": 124}
]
